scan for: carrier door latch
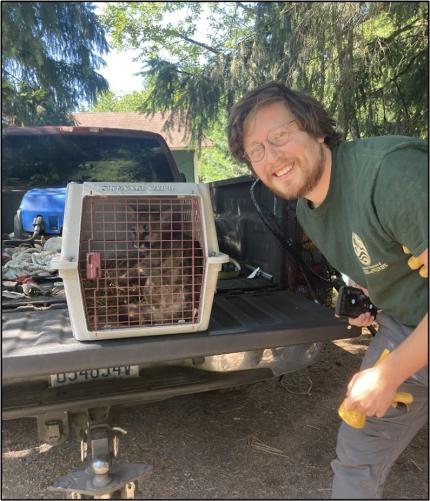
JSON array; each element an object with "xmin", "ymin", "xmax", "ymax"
[{"xmin": 87, "ymin": 252, "xmax": 101, "ymax": 279}]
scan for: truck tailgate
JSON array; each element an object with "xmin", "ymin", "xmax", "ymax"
[{"xmin": 2, "ymin": 290, "xmax": 358, "ymax": 380}]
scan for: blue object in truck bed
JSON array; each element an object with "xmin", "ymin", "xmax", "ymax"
[{"xmin": 19, "ymin": 187, "xmax": 66, "ymax": 234}]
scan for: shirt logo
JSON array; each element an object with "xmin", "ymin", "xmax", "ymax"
[
  {"xmin": 352, "ymin": 232, "xmax": 371, "ymax": 266},
  {"xmin": 351, "ymin": 232, "xmax": 389, "ymax": 275}
]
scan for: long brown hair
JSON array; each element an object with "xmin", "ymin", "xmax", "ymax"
[{"xmin": 228, "ymin": 82, "xmax": 342, "ymax": 168}]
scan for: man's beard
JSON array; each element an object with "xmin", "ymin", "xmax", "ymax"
[{"xmin": 271, "ymin": 144, "xmax": 326, "ymax": 200}]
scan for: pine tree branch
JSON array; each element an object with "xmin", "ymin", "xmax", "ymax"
[
  {"xmin": 365, "ymin": 17, "xmax": 426, "ymax": 51},
  {"xmin": 389, "ymin": 49, "xmax": 426, "ymax": 81},
  {"xmin": 2, "ymin": 69, "xmax": 38, "ymax": 91},
  {"xmin": 392, "ymin": 78, "xmax": 411, "ymax": 121},
  {"xmin": 385, "ymin": 17, "xmax": 425, "ymax": 42},
  {"xmin": 170, "ymin": 31, "xmax": 221, "ymax": 54},
  {"xmin": 147, "ymin": 61, "xmax": 213, "ymax": 84},
  {"xmin": 366, "ymin": 49, "xmax": 426, "ymax": 97}
]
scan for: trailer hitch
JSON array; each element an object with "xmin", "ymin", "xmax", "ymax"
[{"xmin": 49, "ymin": 423, "xmax": 152, "ymax": 499}]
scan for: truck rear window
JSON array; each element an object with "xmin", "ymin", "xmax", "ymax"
[{"xmin": 2, "ymin": 134, "xmax": 176, "ymax": 188}]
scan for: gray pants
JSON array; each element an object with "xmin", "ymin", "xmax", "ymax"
[{"xmin": 331, "ymin": 312, "xmax": 428, "ymax": 499}]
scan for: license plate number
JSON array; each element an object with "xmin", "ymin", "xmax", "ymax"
[{"xmin": 50, "ymin": 365, "xmax": 139, "ymax": 387}]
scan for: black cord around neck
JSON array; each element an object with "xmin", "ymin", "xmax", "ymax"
[{"xmin": 249, "ymin": 177, "xmax": 343, "ymax": 302}]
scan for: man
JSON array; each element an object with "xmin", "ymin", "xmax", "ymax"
[{"xmin": 227, "ymin": 82, "xmax": 428, "ymax": 499}]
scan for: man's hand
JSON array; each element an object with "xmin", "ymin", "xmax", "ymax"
[
  {"xmin": 341, "ymin": 250, "xmax": 428, "ymax": 420},
  {"xmin": 335, "ymin": 285, "xmax": 376, "ymax": 327},
  {"xmin": 347, "ymin": 285, "xmax": 375, "ymax": 328},
  {"xmin": 343, "ymin": 365, "xmax": 399, "ymax": 418},
  {"xmin": 348, "ymin": 311, "xmax": 375, "ymax": 328}
]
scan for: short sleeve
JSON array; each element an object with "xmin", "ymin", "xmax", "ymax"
[{"xmin": 372, "ymin": 143, "xmax": 428, "ymax": 256}]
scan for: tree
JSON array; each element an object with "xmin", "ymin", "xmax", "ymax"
[
  {"xmin": 99, "ymin": 2, "xmax": 256, "ymax": 181},
  {"xmin": 101, "ymin": 1, "xmax": 428, "ymax": 147},
  {"xmin": 197, "ymin": 111, "xmax": 248, "ymax": 182},
  {"xmin": 101, "ymin": 3, "xmax": 256, "ymax": 143},
  {"xmin": 2, "ymin": 2, "xmax": 109, "ymax": 126},
  {"xmin": 92, "ymin": 90, "xmax": 151, "ymax": 112}
]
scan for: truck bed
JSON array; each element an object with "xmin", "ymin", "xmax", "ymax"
[{"xmin": 3, "ymin": 289, "xmax": 356, "ymax": 381}]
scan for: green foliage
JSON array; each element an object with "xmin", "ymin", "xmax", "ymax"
[
  {"xmin": 102, "ymin": 2, "xmax": 223, "ymax": 63},
  {"xmin": 97, "ymin": 2, "xmax": 428, "ymax": 180},
  {"xmin": 91, "ymin": 91, "xmax": 120, "ymax": 112},
  {"xmin": 101, "ymin": 1, "xmax": 428, "ymax": 148},
  {"xmin": 198, "ymin": 112, "xmax": 249, "ymax": 182},
  {"xmin": 2, "ymin": 2, "xmax": 109, "ymax": 126},
  {"xmin": 92, "ymin": 90, "xmax": 151, "ymax": 112},
  {"xmin": 100, "ymin": 2, "xmax": 256, "ymax": 144}
]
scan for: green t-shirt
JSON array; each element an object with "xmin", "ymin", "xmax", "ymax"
[{"xmin": 296, "ymin": 136, "xmax": 428, "ymax": 327}]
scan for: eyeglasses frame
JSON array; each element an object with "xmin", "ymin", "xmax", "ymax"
[{"xmin": 243, "ymin": 120, "xmax": 298, "ymax": 164}]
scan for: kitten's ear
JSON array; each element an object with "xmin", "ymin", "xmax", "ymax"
[{"xmin": 128, "ymin": 205, "xmax": 138, "ymax": 219}]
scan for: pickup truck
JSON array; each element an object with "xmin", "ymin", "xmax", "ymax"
[{"xmin": 2, "ymin": 126, "xmax": 358, "ymax": 499}]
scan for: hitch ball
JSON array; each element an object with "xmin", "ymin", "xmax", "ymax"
[{"xmin": 92, "ymin": 459, "xmax": 110, "ymax": 476}]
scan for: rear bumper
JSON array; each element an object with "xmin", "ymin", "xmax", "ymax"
[{"xmin": 3, "ymin": 366, "xmax": 277, "ymax": 420}]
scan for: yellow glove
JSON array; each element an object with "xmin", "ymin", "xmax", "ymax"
[
  {"xmin": 403, "ymin": 246, "xmax": 428, "ymax": 278},
  {"xmin": 338, "ymin": 349, "xmax": 414, "ymax": 429}
]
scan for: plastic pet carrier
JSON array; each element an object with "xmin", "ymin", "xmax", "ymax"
[{"xmin": 57, "ymin": 182, "xmax": 229, "ymax": 340}]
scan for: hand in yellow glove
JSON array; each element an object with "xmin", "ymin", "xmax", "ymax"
[
  {"xmin": 403, "ymin": 246, "xmax": 428, "ymax": 278},
  {"xmin": 338, "ymin": 349, "xmax": 414, "ymax": 429}
]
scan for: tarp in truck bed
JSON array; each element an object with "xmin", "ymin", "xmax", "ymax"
[{"xmin": 2, "ymin": 289, "xmax": 358, "ymax": 381}]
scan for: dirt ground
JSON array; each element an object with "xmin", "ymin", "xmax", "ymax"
[{"xmin": 2, "ymin": 333, "xmax": 428, "ymax": 500}]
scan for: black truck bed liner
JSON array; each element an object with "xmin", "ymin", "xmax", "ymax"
[{"xmin": 2, "ymin": 289, "xmax": 357, "ymax": 381}]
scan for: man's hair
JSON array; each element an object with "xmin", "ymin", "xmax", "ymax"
[{"xmin": 228, "ymin": 81, "xmax": 342, "ymax": 167}]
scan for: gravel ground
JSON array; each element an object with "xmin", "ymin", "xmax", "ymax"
[{"xmin": 2, "ymin": 334, "xmax": 428, "ymax": 499}]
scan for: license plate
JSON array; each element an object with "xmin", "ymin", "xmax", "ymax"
[{"xmin": 50, "ymin": 365, "xmax": 139, "ymax": 387}]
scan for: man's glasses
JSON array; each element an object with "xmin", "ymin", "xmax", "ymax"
[{"xmin": 243, "ymin": 120, "xmax": 297, "ymax": 163}]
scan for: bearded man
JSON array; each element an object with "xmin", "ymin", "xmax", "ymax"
[{"xmin": 227, "ymin": 82, "xmax": 428, "ymax": 499}]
